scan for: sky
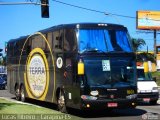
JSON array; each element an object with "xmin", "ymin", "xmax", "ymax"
[{"xmin": 0, "ymin": 0, "xmax": 160, "ymax": 54}]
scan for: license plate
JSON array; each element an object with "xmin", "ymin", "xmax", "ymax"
[
  {"xmin": 107, "ymin": 103, "xmax": 118, "ymax": 107},
  {"xmin": 143, "ymin": 98, "xmax": 150, "ymax": 102}
]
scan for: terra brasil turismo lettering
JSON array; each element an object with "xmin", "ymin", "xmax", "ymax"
[
  {"xmin": 29, "ymin": 67, "xmax": 45, "ymax": 74},
  {"xmin": 27, "ymin": 55, "xmax": 47, "ymax": 97}
]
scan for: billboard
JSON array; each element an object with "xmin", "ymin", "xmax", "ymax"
[{"xmin": 137, "ymin": 11, "xmax": 160, "ymax": 30}]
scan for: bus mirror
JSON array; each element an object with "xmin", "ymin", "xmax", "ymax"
[{"xmin": 78, "ymin": 59, "xmax": 84, "ymax": 75}]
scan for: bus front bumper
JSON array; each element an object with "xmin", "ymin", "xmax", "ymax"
[{"xmin": 81, "ymin": 99, "xmax": 137, "ymax": 110}]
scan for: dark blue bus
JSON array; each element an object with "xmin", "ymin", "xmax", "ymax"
[{"xmin": 7, "ymin": 23, "xmax": 137, "ymax": 113}]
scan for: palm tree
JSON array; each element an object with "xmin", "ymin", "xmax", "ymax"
[
  {"xmin": 131, "ymin": 38, "xmax": 146, "ymax": 52},
  {"xmin": 131, "ymin": 38, "xmax": 156, "ymax": 63},
  {"xmin": 136, "ymin": 52, "xmax": 156, "ymax": 63}
]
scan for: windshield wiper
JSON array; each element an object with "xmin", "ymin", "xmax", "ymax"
[
  {"xmin": 81, "ymin": 48, "xmax": 106, "ymax": 54},
  {"xmin": 107, "ymin": 51, "xmax": 131, "ymax": 54}
]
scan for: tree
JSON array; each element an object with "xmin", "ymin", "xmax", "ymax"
[
  {"xmin": 131, "ymin": 38, "xmax": 146, "ymax": 52},
  {"xmin": 131, "ymin": 38, "xmax": 156, "ymax": 63},
  {"xmin": 136, "ymin": 52, "xmax": 156, "ymax": 63}
]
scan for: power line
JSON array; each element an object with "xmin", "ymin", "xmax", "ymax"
[
  {"xmin": 53, "ymin": 0, "xmax": 105, "ymax": 14},
  {"xmin": 52, "ymin": 0, "xmax": 136, "ymax": 19},
  {"xmin": 136, "ymin": 31, "xmax": 160, "ymax": 34},
  {"xmin": 0, "ymin": 1, "xmax": 49, "ymax": 6},
  {"xmin": 53, "ymin": 0, "xmax": 160, "ymax": 22},
  {"xmin": 1, "ymin": 0, "xmax": 159, "ymax": 22},
  {"xmin": 0, "ymin": 2, "xmax": 40, "ymax": 5}
]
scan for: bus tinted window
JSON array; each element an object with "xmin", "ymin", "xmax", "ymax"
[
  {"xmin": 64, "ymin": 29, "xmax": 77, "ymax": 51},
  {"xmin": 53, "ymin": 30, "xmax": 63, "ymax": 51},
  {"xmin": 85, "ymin": 57, "xmax": 135, "ymax": 86},
  {"xmin": 32, "ymin": 35, "xmax": 45, "ymax": 50},
  {"xmin": 78, "ymin": 29, "xmax": 132, "ymax": 53},
  {"xmin": 47, "ymin": 32, "xmax": 53, "ymax": 52}
]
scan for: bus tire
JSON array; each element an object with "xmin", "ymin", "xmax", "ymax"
[
  {"xmin": 20, "ymin": 85, "xmax": 25, "ymax": 102},
  {"xmin": 15, "ymin": 85, "xmax": 20, "ymax": 101},
  {"xmin": 57, "ymin": 90, "xmax": 67, "ymax": 113}
]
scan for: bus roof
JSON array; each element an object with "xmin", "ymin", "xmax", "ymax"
[
  {"xmin": 8, "ymin": 23, "xmax": 127, "ymax": 43},
  {"xmin": 40, "ymin": 23, "xmax": 126, "ymax": 33}
]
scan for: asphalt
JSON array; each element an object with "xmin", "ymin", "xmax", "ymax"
[{"xmin": 0, "ymin": 89, "xmax": 160, "ymax": 120}]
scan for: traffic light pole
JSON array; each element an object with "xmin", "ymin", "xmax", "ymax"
[
  {"xmin": 0, "ymin": 1, "xmax": 49, "ymax": 18},
  {"xmin": 154, "ymin": 30, "xmax": 157, "ymax": 58}
]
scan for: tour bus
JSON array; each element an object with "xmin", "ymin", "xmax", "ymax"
[{"xmin": 7, "ymin": 23, "xmax": 137, "ymax": 112}]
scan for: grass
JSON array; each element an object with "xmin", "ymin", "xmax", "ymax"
[
  {"xmin": 152, "ymin": 71, "xmax": 160, "ymax": 86},
  {"xmin": 0, "ymin": 98, "xmax": 82, "ymax": 120}
]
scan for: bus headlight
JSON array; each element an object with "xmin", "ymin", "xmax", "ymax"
[
  {"xmin": 81, "ymin": 95, "xmax": 97, "ymax": 100},
  {"xmin": 126, "ymin": 94, "xmax": 137, "ymax": 99},
  {"xmin": 90, "ymin": 90, "xmax": 99, "ymax": 96}
]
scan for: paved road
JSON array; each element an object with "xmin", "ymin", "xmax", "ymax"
[
  {"xmin": 0, "ymin": 89, "xmax": 14, "ymax": 98},
  {"xmin": 80, "ymin": 104, "xmax": 160, "ymax": 120},
  {"xmin": 0, "ymin": 89, "xmax": 160, "ymax": 120}
]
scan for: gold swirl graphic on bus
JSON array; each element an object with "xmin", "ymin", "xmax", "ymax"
[{"xmin": 19, "ymin": 32, "xmax": 56, "ymax": 101}]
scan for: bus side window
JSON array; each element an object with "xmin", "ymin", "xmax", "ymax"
[
  {"xmin": 7, "ymin": 43, "xmax": 12, "ymax": 57},
  {"xmin": 13, "ymin": 41, "xmax": 23, "ymax": 57},
  {"xmin": 32, "ymin": 35, "xmax": 45, "ymax": 50},
  {"xmin": 27, "ymin": 38, "xmax": 32, "ymax": 54},
  {"xmin": 23, "ymin": 38, "xmax": 31, "ymax": 55},
  {"xmin": 13, "ymin": 42, "xmax": 18, "ymax": 56},
  {"xmin": 64, "ymin": 29, "xmax": 77, "ymax": 51},
  {"xmin": 46, "ymin": 32, "xmax": 53, "ymax": 52},
  {"xmin": 17, "ymin": 40, "xmax": 24, "ymax": 56},
  {"xmin": 53, "ymin": 30, "xmax": 63, "ymax": 51}
]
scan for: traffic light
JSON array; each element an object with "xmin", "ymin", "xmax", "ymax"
[
  {"xmin": 41, "ymin": 0, "xmax": 49, "ymax": 18},
  {"xmin": 0, "ymin": 48, "xmax": 3, "ymax": 56}
]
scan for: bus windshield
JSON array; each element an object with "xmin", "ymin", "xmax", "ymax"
[
  {"xmin": 78, "ymin": 29, "xmax": 132, "ymax": 53},
  {"xmin": 84, "ymin": 57, "xmax": 136, "ymax": 87}
]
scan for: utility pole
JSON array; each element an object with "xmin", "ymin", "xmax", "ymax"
[{"xmin": 154, "ymin": 30, "xmax": 157, "ymax": 58}]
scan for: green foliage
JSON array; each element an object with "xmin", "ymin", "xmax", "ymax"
[
  {"xmin": 136, "ymin": 52, "xmax": 156, "ymax": 63},
  {"xmin": 131, "ymin": 38, "xmax": 146, "ymax": 52},
  {"xmin": 0, "ymin": 56, "xmax": 6, "ymax": 66},
  {"xmin": 152, "ymin": 72, "xmax": 160, "ymax": 86},
  {"xmin": 131, "ymin": 38, "xmax": 156, "ymax": 63}
]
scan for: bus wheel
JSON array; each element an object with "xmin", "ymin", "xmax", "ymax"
[
  {"xmin": 57, "ymin": 90, "xmax": 67, "ymax": 113},
  {"xmin": 15, "ymin": 86, "xmax": 20, "ymax": 101},
  {"xmin": 20, "ymin": 85, "xmax": 25, "ymax": 102}
]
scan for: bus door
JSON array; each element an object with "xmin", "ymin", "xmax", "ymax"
[
  {"xmin": 63, "ymin": 29, "xmax": 80, "ymax": 108},
  {"xmin": 53, "ymin": 30, "xmax": 64, "ymax": 88}
]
